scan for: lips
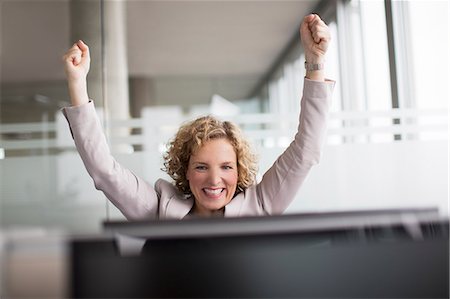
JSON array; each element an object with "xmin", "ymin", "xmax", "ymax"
[{"xmin": 203, "ymin": 188, "xmax": 224, "ymax": 197}]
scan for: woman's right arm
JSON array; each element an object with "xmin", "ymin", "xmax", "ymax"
[{"xmin": 62, "ymin": 41, "xmax": 159, "ymax": 220}]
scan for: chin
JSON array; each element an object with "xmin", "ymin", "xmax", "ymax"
[
  {"xmin": 205, "ymin": 200, "xmax": 228, "ymax": 211},
  {"xmin": 199, "ymin": 197, "xmax": 231, "ymax": 211}
]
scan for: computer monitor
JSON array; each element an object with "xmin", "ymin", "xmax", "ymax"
[{"xmin": 70, "ymin": 209, "xmax": 449, "ymax": 298}]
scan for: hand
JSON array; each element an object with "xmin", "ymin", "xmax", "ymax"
[
  {"xmin": 62, "ymin": 40, "xmax": 91, "ymax": 106},
  {"xmin": 62, "ymin": 40, "xmax": 90, "ymax": 83},
  {"xmin": 300, "ymin": 14, "xmax": 331, "ymax": 64}
]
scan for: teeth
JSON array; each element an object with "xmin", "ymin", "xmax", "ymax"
[{"xmin": 204, "ymin": 188, "xmax": 223, "ymax": 195}]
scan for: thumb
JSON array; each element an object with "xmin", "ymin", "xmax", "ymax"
[
  {"xmin": 77, "ymin": 40, "xmax": 87, "ymax": 50},
  {"xmin": 77, "ymin": 40, "xmax": 90, "ymax": 60}
]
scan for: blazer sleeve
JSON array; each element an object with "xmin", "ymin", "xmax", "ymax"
[
  {"xmin": 254, "ymin": 78, "xmax": 335, "ymax": 214},
  {"xmin": 62, "ymin": 101, "xmax": 159, "ymax": 220}
]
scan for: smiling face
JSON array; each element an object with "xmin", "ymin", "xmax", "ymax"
[{"xmin": 186, "ymin": 138, "xmax": 238, "ymax": 216}]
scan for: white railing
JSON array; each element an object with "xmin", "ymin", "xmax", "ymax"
[{"xmin": 0, "ymin": 108, "xmax": 447, "ymax": 153}]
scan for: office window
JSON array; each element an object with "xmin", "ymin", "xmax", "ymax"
[
  {"xmin": 336, "ymin": 0, "xmax": 394, "ymax": 143},
  {"xmin": 390, "ymin": 0, "xmax": 448, "ymax": 141},
  {"xmin": 286, "ymin": 0, "xmax": 447, "ymax": 214},
  {"xmin": 358, "ymin": 1, "xmax": 392, "ymax": 112},
  {"xmin": 393, "ymin": 1, "xmax": 449, "ymax": 110}
]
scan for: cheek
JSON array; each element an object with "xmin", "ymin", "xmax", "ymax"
[
  {"xmin": 186, "ymin": 167, "xmax": 197, "ymax": 182},
  {"xmin": 187, "ymin": 171, "xmax": 204, "ymax": 186},
  {"xmin": 226, "ymin": 171, "xmax": 239, "ymax": 186}
]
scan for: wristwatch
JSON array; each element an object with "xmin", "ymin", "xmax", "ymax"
[{"xmin": 304, "ymin": 61, "xmax": 324, "ymax": 71}]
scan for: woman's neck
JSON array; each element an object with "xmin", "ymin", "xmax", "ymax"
[{"xmin": 190, "ymin": 205, "xmax": 225, "ymax": 218}]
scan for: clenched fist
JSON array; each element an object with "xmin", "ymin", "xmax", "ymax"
[
  {"xmin": 300, "ymin": 14, "xmax": 331, "ymax": 65},
  {"xmin": 62, "ymin": 40, "xmax": 91, "ymax": 83},
  {"xmin": 62, "ymin": 40, "xmax": 91, "ymax": 106}
]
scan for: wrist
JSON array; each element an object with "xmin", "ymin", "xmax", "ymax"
[
  {"xmin": 304, "ymin": 53, "xmax": 325, "ymax": 64},
  {"xmin": 304, "ymin": 61, "xmax": 324, "ymax": 71},
  {"xmin": 68, "ymin": 76, "xmax": 87, "ymax": 86},
  {"xmin": 304, "ymin": 60, "xmax": 325, "ymax": 81},
  {"xmin": 305, "ymin": 70, "xmax": 325, "ymax": 82},
  {"xmin": 68, "ymin": 79, "xmax": 89, "ymax": 106}
]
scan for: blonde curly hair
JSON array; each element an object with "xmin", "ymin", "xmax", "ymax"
[{"xmin": 163, "ymin": 115, "xmax": 258, "ymax": 195}]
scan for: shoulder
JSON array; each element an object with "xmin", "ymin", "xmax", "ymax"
[
  {"xmin": 155, "ymin": 178, "xmax": 180, "ymax": 196},
  {"xmin": 154, "ymin": 178, "xmax": 190, "ymax": 207},
  {"xmin": 225, "ymin": 185, "xmax": 268, "ymax": 217},
  {"xmin": 155, "ymin": 179, "xmax": 194, "ymax": 219}
]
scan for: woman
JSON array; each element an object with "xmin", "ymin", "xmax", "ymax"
[{"xmin": 62, "ymin": 14, "xmax": 335, "ymax": 220}]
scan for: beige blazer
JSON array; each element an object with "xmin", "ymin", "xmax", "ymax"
[{"xmin": 63, "ymin": 78, "xmax": 335, "ymax": 220}]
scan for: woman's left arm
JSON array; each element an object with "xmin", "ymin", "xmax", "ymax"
[
  {"xmin": 254, "ymin": 14, "xmax": 334, "ymax": 214},
  {"xmin": 255, "ymin": 78, "xmax": 334, "ymax": 214}
]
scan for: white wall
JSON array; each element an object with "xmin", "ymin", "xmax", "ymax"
[{"xmin": 285, "ymin": 140, "xmax": 448, "ymax": 214}]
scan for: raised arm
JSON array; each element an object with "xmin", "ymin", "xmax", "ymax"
[
  {"xmin": 61, "ymin": 41, "xmax": 159, "ymax": 220},
  {"xmin": 253, "ymin": 14, "xmax": 334, "ymax": 214}
]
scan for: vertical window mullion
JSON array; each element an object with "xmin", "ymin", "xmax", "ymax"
[
  {"xmin": 384, "ymin": 0, "xmax": 402, "ymax": 140},
  {"xmin": 392, "ymin": 1, "xmax": 418, "ymax": 140}
]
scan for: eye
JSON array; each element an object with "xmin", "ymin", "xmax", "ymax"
[
  {"xmin": 222, "ymin": 165, "xmax": 234, "ymax": 170},
  {"xmin": 195, "ymin": 165, "xmax": 207, "ymax": 170}
]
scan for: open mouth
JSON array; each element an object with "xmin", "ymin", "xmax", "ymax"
[{"xmin": 203, "ymin": 188, "xmax": 224, "ymax": 197}]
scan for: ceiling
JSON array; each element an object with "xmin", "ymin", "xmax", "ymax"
[
  {"xmin": 1, "ymin": 0, "xmax": 319, "ymax": 102},
  {"xmin": 126, "ymin": 1, "xmax": 318, "ymax": 77}
]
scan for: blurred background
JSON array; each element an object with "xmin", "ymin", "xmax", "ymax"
[{"xmin": 0, "ymin": 0, "xmax": 448, "ymax": 233}]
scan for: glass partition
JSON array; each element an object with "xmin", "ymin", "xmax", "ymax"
[{"xmin": 0, "ymin": 0, "xmax": 105, "ymax": 233}]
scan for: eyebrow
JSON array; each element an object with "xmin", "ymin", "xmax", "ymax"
[{"xmin": 191, "ymin": 161, "xmax": 236, "ymax": 165}]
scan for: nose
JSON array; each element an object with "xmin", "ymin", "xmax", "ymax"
[{"xmin": 207, "ymin": 168, "xmax": 222, "ymax": 185}]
